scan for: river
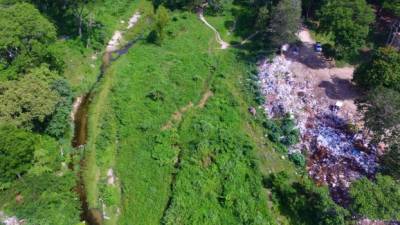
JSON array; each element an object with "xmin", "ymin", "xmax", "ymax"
[{"xmin": 71, "ymin": 15, "xmax": 142, "ymax": 225}]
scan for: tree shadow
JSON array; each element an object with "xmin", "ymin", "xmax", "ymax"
[
  {"xmin": 318, "ymin": 77, "xmax": 359, "ymax": 100},
  {"xmin": 285, "ymin": 43, "xmax": 331, "ymax": 69}
]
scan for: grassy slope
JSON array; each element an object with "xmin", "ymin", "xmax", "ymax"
[
  {"xmin": 61, "ymin": 0, "xmax": 145, "ymax": 95},
  {"xmin": 86, "ymin": 4, "xmax": 299, "ymax": 225}
]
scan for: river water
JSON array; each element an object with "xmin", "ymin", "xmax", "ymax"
[{"xmin": 71, "ymin": 36, "xmax": 141, "ymax": 225}]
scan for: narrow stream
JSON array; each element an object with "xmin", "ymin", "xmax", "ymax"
[{"xmin": 71, "ymin": 37, "xmax": 141, "ymax": 225}]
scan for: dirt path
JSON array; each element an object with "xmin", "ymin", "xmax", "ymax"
[
  {"xmin": 297, "ymin": 28, "xmax": 315, "ymax": 44},
  {"xmin": 198, "ymin": 12, "xmax": 229, "ymax": 49},
  {"xmin": 162, "ymin": 88, "xmax": 214, "ymax": 130}
]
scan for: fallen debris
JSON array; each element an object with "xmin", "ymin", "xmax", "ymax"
[
  {"xmin": 257, "ymin": 55, "xmax": 377, "ymax": 204},
  {"xmin": 0, "ymin": 211, "xmax": 24, "ymax": 225}
]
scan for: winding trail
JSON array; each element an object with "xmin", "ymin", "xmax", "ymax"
[{"xmin": 198, "ymin": 11, "xmax": 230, "ymax": 49}]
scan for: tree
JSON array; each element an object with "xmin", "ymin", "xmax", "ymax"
[
  {"xmin": 302, "ymin": 0, "xmax": 326, "ymax": 19},
  {"xmin": 45, "ymin": 79, "xmax": 73, "ymax": 138},
  {"xmin": 0, "ymin": 124, "xmax": 36, "ymax": 184},
  {"xmin": 357, "ymin": 87, "xmax": 400, "ymax": 136},
  {"xmin": 266, "ymin": 172, "xmax": 349, "ymax": 225},
  {"xmin": 149, "ymin": 6, "xmax": 170, "ymax": 45},
  {"xmin": 318, "ymin": 0, "xmax": 375, "ymax": 59},
  {"xmin": 255, "ymin": 6, "xmax": 269, "ymax": 30},
  {"xmin": 382, "ymin": 0, "xmax": 400, "ymax": 16},
  {"xmin": 0, "ymin": 66, "xmax": 60, "ymax": 129},
  {"xmin": 354, "ymin": 47, "xmax": 400, "ymax": 91},
  {"xmin": 350, "ymin": 174, "xmax": 400, "ymax": 220},
  {"xmin": 269, "ymin": 0, "xmax": 302, "ymax": 46},
  {"xmin": 381, "ymin": 144, "xmax": 400, "ymax": 181},
  {"xmin": 0, "ymin": 3, "xmax": 61, "ymax": 78}
]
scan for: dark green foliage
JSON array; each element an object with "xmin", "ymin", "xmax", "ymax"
[
  {"xmin": 0, "ymin": 172, "xmax": 81, "ymax": 225},
  {"xmin": 0, "ymin": 3, "xmax": 61, "ymax": 78},
  {"xmin": 149, "ymin": 6, "xmax": 170, "ymax": 45},
  {"xmin": 45, "ymin": 79, "xmax": 73, "ymax": 139},
  {"xmin": 318, "ymin": 0, "xmax": 375, "ymax": 59},
  {"xmin": 358, "ymin": 86, "xmax": 400, "ymax": 135},
  {"xmin": 263, "ymin": 115, "xmax": 300, "ymax": 147},
  {"xmin": 0, "ymin": 66, "xmax": 60, "ymax": 129},
  {"xmin": 380, "ymin": 144, "xmax": 400, "ymax": 181},
  {"xmin": 381, "ymin": 0, "xmax": 400, "ymax": 16},
  {"xmin": 0, "ymin": 124, "xmax": 61, "ymax": 187},
  {"xmin": 289, "ymin": 152, "xmax": 306, "ymax": 167},
  {"xmin": 0, "ymin": 125, "xmax": 36, "ymax": 184},
  {"xmin": 354, "ymin": 47, "xmax": 400, "ymax": 91},
  {"xmin": 350, "ymin": 174, "xmax": 400, "ymax": 220},
  {"xmin": 267, "ymin": 172, "xmax": 349, "ymax": 225},
  {"xmin": 163, "ymin": 84, "xmax": 274, "ymax": 224},
  {"xmin": 269, "ymin": 0, "xmax": 302, "ymax": 46},
  {"xmin": 153, "ymin": 0, "xmax": 222, "ymax": 13}
]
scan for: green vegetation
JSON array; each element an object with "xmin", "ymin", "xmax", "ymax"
[
  {"xmin": 349, "ymin": 174, "xmax": 400, "ymax": 220},
  {"xmin": 0, "ymin": 3, "xmax": 60, "ymax": 79},
  {"xmin": 266, "ymin": 172, "xmax": 349, "ymax": 225},
  {"xmin": 148, "ymin": 6, "xmax": 171, "ymax": 45},
  {"xmin": 354, "ymin": 47, "xmax": 400, "ymax": 91},
  {"xmin": 2, "ymin": 0, "xmax": 400, "ymax": 224},
  {"xmin": 269, "ymin": 0, "xmax": 302, "ymax": 46},
  {"xmin": 317, "ymin": 0, "xmax": 375, "ymax": 59},
  {"xmin": 0, "ymin": 172, "xmax": 81, "ymax": 225}
]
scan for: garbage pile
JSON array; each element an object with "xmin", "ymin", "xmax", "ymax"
[
  {"xmin": 258, "ymin": 56, "xmax": 377, "ymax": 204},
  {"xmin": 0, "ymin": 211, "xmax": 24, "ymax": 225}
]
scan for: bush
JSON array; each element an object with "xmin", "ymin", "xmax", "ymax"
[
  {"xmin": 289, "ymin": 152, "xmax": 306, "ymax": 167},
  {"xmin": 267, "ymin": 172, "xmax": 349, "ymax": 225},
  {"xmin": 350, "ymin": 174, "xmax": 400, "ymax": 220}
]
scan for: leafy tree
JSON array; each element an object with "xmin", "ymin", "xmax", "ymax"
[
  {"xmin": 255, "ymin": 6, "xmax": 270, "ymax": 30},
  {"xmin": 0, "ymin": 3, "xmax": 61, "ymax": 78},
  {"xmin": 0, "ymin": 66, "xmax": 60, "ymax": 129},
  {"xmin": 45, "ymin": 79, "xmax": 73, "ymax": 138},
  {"xmin": 381, "ymin": 0, "xmax": 400, "ymax": 16},
  {"xmin": 357, "ymin": 86, "xmax": 400, "ymax": 136},
  {"xmin": 350, "ymin": 174, "xmax": 400, "ymax": 220},
  {"xmin": 0, "ymin": 125, "xmax": 36, "ymax": 184},
  {"xmin": 267, "ymin": 172, "xmax": 349, "ymax": 225},
  {"xmin": 318, "ymin": 0, "xmax": 375, "ymax": 59},
  {"xmin": 149, "ymin": 6, "xmax": 170, "ymax": 45},
  {"xmin": 269, "ymin": 0, "xmax": 302, "ymax": 46},
  {"xmin": 354, "ymin": 47, "xmax": 400, "ymax": 91},
  {"xmin": 302, "ymin": 0, "xmax": 326, "ymax": 19},
  {"xmin": 4, "ymin": 173, "xmax": 81, "ymax": 225},
  {"xmin": 289, "ymin": 152, "xmax": 306, "ymax": 167},
  {"xmin": 381, "ymin": 144, "xmax": 400, "ymax": 181}
]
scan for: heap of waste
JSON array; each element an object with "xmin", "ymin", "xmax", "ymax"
[{"xmin": 258, "ymin": 56, "xmax": 377, "ymax": 204}]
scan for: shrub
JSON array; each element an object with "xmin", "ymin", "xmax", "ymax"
[{"xmin": 289, "ymin": 152, "xmax": 306, "ymax": 167}]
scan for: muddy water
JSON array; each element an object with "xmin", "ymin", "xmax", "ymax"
[{"xmin": 71, "ymin": 37, "xmax": 141, "ymax": 225}]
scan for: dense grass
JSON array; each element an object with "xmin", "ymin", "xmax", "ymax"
[{"xmin": 84, "ymin": 3, "xmax": 300, "ymax": 223}]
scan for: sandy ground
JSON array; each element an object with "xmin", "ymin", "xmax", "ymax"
[{"xmin": 287, "ymin": 31, "xmax": 359, "ymax": 123}]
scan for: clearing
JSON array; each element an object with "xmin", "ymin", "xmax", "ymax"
[{"xmin": 258, "ymin": 28, "xmax": 377, "ymax": 204}]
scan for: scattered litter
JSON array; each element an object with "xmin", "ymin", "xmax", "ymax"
[
  {"xmin": 257, "ymin": 55, "xmax": 377, "ymax": 204},
  {"xmin": 107, "ymin": 168, "xmax": 115, "ymax": 185},
  {"xmin": 0, "ymin": 212, "xmax": 24, "ymax": 225}
]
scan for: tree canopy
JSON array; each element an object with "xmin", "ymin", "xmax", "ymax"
[
  {"xmin": 318, "ymin": 0, "xmax": 375, "ymax": 59},
  {"xmin": 354, "ymin": 47, "xmax": 400, "ymax": 91},
  {"xmin": 269, "ymin": 0, "xmax": 302, "ymax": 46},
  {"xmin": 0, "ymin": 124, "xmax": 36, "ymax": 184},
  {"xmin": 0, "ymin": 66, "xmax": 60, "ymax": 129},
  {"xmin": 350, "ymin": 175, "xmax": 400, "ymax": 220},
  {"xmin": 0, "ymin": 3, "xmax": 62, "ymax": 78}
]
